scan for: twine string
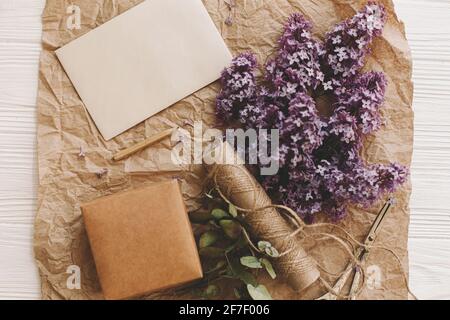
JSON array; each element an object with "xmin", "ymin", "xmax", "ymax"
[{"xmin": 207, "ymin": 163, "xmax": 417, "ymax": 300}]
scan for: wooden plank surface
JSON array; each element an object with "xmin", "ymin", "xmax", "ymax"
[
  {"xmin": 0, "ymin": 0, "xmax": 449, "ymax": 300},
  {"xmin": 394, "ymin": 0, "xmax": 450, "ymax": 300}
]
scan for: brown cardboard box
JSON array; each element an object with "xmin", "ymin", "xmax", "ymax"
[{"xmin": 81, "ymin": 180, "xmax": 203, "ymax": 300}]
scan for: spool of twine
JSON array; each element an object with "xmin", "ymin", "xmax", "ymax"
[{"xmin": 205, "ymin": 142, "xmax": 320, "ymax": 292}]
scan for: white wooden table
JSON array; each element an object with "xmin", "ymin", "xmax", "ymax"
[{"xmin": 0, "ymin": 0, "xmax": 449, "ymax": 300}]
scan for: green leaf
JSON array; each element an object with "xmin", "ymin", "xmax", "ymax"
[
  {"xmin": 215, "ymin": 259, "xmax": 227, "ymax": 269},
  {"xmin": 257, "ymin": 241, "xmax": 280, "ymax": 257},
  {"xmin": 211, "ymin": 208, "xmax": 230, "ymax": 220},
  {"xmin": 199, "ymin": 247, "xmax": 224, "ymax": 258},
  {"xmin": 189, "ymin": 210, "xmax": 212, "ymax": 223},
  {"xmin": 258, "ymin": 241, "xmax": 272, "ymax": 251},
  {"xmin": 199, "ymin": 231, "xmax": 220, "ymax": 248},
  {"xmin": 220, "ymin": 220, "xmax": 242, "ymax": 239},
  {"xmin": 208, "ymin": 220, "xmax": 221, "ymax": 229},
  {"xmin": 223, "ymin": 266, "xmax": 235, "ymax": 278},
  {"xmin": 260, "ymin": 258, "xmax": 276, "ymax": 279},
  {"xmin": 225, "ymin": 236, "xmax": 247, "ymax": 253},
  {"xmin": 240, "ymin": 256, "xmax": 262, "ymax": 269},
  {"xmin": 229, "ymin": 259, "xmax": 258, "ymax": 286},
  {"xmin": 265, "ymin": 246, "xmax": 280, "ymax": 258},
  {"xmin": 236, "ymin": 271, "xmax": 258, "ymax": 287},
  {"xmin": 247, "ymin": 284, "xmax": 273, "ymax": 301},
  {"xmin": 229, "ymin": 204, "xmax": 238, "ymax": 217},
  {"xmin": 206, "ymin": 260, "xmax": 227, "ymax": 274},
  {"xmin": 204, "ymin": 285, "xmax": 219, "ymax": 298},
  {"xmin": 235, "ymin": 236, "xmax": 249, "ymax": 250}
]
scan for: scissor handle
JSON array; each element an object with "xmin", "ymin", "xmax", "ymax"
[
  {"xmin": 316, "ymin": 262, "xmax": 354, "ymax": 300},
  {"xmin": 349, "ymin": 266, "xmax": 363, "ymax": 300}
]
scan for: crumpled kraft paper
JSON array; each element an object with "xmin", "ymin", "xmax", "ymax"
[{"xmin": 35, "ymin": 0, "xmax": 413, "ymax": 300}]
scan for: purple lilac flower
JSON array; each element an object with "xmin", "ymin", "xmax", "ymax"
[
  {"xmin": 322, "ymin": 1, "xmax": 387, "ymax": 91},
  {"xmin": 216, "ymin": 53, "xmax": 258, "ymax": 124},
  {"xmin": 280, "ymin": 93, "xmax": 326, "ymax": 167},
  {"xmin": 265, "ymin": 14, "xmax": 325, "ymax": 97},
  {"xmin": 336, "ymin": 71, "xmax": 387, "ymax": 134},
  {"xmin": 216, "ymin": 2, "xmax": 408, "ymax": 222}
]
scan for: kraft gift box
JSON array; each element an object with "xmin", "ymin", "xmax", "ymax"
[{"xmin": 81, "ymin": 180, "xmax": 203, "ymax": 300}]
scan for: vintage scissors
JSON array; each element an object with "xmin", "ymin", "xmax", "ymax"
[{"xmin": 317, "ymin": 198, "xmax": 394, "ymax": 300}]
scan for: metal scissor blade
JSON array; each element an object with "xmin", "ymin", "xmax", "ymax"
[{"xmin": 363, "ymin": 198, "xmax": 393, "ymax": 248}]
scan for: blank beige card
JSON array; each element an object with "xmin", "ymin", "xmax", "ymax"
[{"xmin": 56, "ymin": 0, "xmax": 232, "ymax": 140}]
